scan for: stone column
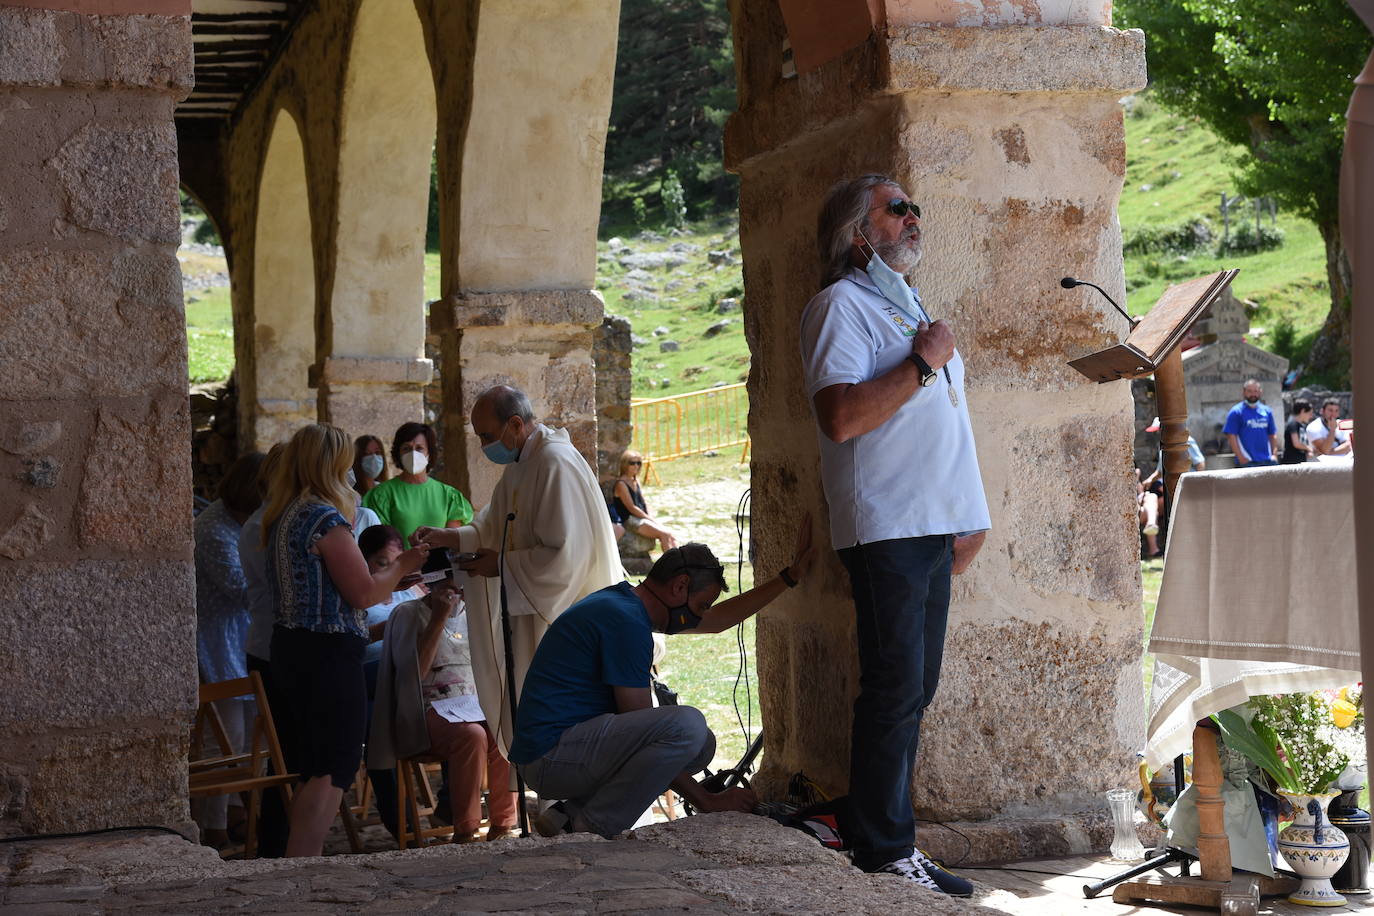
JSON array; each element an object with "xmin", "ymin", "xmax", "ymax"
[
  {"xmin": 0, "ymin": 3, "xmax": 194, "ymax": 833},
  {"xmin": 727, "ymin": 8, "xmax": 1148, "ymax": 858},
  {"xmin": 427, "ymin": 0, "xmax": 619, "ymax": 501},
  {"xmin": 316, "ymin": 356, "xmax": 434, "ymax": 444}
]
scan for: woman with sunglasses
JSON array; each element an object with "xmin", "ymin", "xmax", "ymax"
[{"xmin": 613, "ymin": 450, "xmax": 678, "ymax": 553}]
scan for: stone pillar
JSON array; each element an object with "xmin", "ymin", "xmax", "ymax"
[
  {"xmin": 594, "ymin": 314, "xmax": 634, "ymax": 479},
  {"xmin": 727, "ymin": 7, "xmax": 1148, "ymax": 857},
  {"xmin": 431, "ymin": 291, "xmax": 604, "ymax": 500},
  {"xmin": 427, "ymin": 0, "xmax": 619, "ymax": 501},
  {"xmin": 320, "ymin": 0, "xmax": 435, "ymax": 445},
  {"xmin": 0, "ymin": 4, "xmax": 195, "ymax": 834},
  {"xmin": 316, "ymin": 356, "xmax": 434, "ymax": 445}
]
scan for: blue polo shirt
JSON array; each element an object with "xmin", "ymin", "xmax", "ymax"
[
  {"xmin": 508, "ymin": 582, "xmax": 653, "ymax": 765},
  {"xmin": 1222, "ymin": 401, "xmax": 1277, "ymax": 462}
]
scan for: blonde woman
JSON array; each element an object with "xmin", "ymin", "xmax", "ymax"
[
  {"xmin": 262, "ymin": 423, "xmax": 428, "ymax": 857},
  {"xmin": 612, "ymin": 450, "xmax": 678, "ymax": 552}
]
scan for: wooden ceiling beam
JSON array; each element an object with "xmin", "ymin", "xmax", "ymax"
[
  {"xmin": 191, "ymin": 12, "xmax": 290, "ymax": 24},
  {"xmin": 193, "ymin": 23, "xmax": 284, "ymax": 36},
  {"xmin": 192, "ymin": 38, "xmax": 276, "ymax": 51}
]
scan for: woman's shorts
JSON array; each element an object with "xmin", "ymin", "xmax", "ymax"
[
  {"xmin": 624, "ymin": 515, "xmax": 645, "ymax": 533},
  {"xmin": 270, "ymin": 626, "xmax": 367, "ymax": 790}
]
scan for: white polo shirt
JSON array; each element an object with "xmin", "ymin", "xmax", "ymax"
[{"xmin": 800, "ymin": 268, "xmax": 991, "ymax": 550}]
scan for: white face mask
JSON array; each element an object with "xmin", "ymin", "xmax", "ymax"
[
  {"xmin": 401, "ymin": 450, "xmax": 428, "ymax": 474},
  {"xmin": 858, "ymin": 229, "xmax": 925, "ymax": 323},
  {"xmin": 360, "ymin": 454, "xmax": 385, "ymax": 479}
]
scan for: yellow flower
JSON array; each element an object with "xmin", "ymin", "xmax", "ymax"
[{"xmin": 1333, "ymin": 697, "xmax": 1358, "ymax": 729}]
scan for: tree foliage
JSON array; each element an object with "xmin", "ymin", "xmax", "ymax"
[
  {"xmin": 603, "ymin": 0, "xmax": 737, "ymax": 222},
  {"xmin": 1115, "ymin": 0, "xmax": 1369, "ymax": 384}
]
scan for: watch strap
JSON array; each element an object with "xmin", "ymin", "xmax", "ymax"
[{"xmin": 907, "ymin": 352, "xmax": 936, "ymax": 386}]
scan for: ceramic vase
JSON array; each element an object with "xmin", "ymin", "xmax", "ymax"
[{"xmin": 1277, "ymin": 791, "xmax": 1350, "ymax": 907}]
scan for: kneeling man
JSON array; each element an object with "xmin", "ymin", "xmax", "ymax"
[{"xmin": 511, "ymin": 532, "xmax": 813, "ymax": 838}]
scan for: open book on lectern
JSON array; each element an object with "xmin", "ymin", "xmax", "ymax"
[{"xmin": 1067, "ymin": 268, "xmax": 1239, "ymax": 383}]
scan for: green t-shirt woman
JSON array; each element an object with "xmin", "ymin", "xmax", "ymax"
[{"xmin": 362, "ymin": 422, "xmax": 473, "ymax": 546}]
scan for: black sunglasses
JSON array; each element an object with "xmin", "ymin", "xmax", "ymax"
[
  {"xmin": 627, "ymin": 460, "xmax": 643, "ymax": 466},
  {"xmin": 877, "ymin": 198, "xmax": 920, "ymax": 219}
]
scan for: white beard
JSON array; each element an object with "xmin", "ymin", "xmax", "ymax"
[{"xmin": 877, "ymin": 235, "xmax": 922, "ymax": 275}]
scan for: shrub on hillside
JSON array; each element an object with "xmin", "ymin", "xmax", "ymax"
[
  {"xmin": 1216, "ymin": 222, "xmax": 1284, "ymax": 254},
  {"xmin": 1122, "ymin": 218, "xmax": 1213, "ymax": 255}
]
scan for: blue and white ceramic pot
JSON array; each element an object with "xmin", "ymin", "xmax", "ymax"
[{"xmin": 1278, "ymin": 791, "xmax": 1350, "ymax": 907}]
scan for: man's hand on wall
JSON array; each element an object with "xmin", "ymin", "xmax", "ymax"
[{"xmin": 951, "ymin": 531, "xmax": 986, "ymax": 575}]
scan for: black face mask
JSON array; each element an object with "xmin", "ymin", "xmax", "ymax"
[
  {"xmin": 664, "ymin": 601, "xmax": 703, "ymax": 635},
  {"xmin": 1245, "ymin": 396, "xmax": 1261, "ymax": 406}
]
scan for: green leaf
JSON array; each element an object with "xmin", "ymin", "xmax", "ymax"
[{"xmin": 1214, "ymin": 710, "xmax": 1302, "ymax": 793}]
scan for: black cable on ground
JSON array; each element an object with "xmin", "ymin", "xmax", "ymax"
[
  {"xmin": 0, "ymin": 825, "xmax": 191, "ymax": 845},
  {"xmin": 730, "ymin": 487, "xmax": 754, "ymax": 747}
]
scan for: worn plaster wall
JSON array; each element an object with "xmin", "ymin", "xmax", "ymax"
[
  {"xmin": 0, "ymin": 5, "xmax": 195, "ymax": 834},
  {"xmin": 430, "ymin": 0, "xmax": 621, "ymax": 502},
  {"xmin": 726, "ymin": 11, "xmax": 1148, "ymax": 830}
]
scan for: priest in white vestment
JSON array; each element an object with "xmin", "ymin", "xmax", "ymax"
[{"xmin": 414, "ymin": 385, "xmax": 623, "ymax": 752}]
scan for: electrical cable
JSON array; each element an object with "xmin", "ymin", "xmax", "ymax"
[
  {"xmin": 731, "ymin": 487, "xmax": 753, "ymax": 746},
  {"xmin": 0, "ymin": 825, "xmax": 191, "ymax": 845}
]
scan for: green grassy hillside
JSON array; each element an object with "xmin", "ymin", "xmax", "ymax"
[{"xmin": 1118, "ymin": 95, "xmax": 1329, "ymax": 357}]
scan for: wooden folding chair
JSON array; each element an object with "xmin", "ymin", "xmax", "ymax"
[
  {"xmin": 188, "ymin": 671, "xmax": 296, "ymax": 858},
  {"xmin": 395, "ymin": 755, "xmax": 454, "ymax": 849}
]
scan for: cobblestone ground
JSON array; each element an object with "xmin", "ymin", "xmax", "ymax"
[{"xmin": 0, "ymin": 814, "xmax": 978, "ymax": 915}]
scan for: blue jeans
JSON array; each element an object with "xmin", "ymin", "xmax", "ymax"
[{"xmin": 838, "ymin": 535, "xmax": 953, "ymax": 872}]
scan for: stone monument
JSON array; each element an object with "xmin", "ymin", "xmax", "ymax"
[{"xmin": 1181, "ymin": 288, "xmax": 1288, "ymax": 457}]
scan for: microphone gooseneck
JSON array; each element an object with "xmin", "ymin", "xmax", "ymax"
[{"xmin": 1061, "ymin": 276, "xmax": 1135, "ymax": 326}]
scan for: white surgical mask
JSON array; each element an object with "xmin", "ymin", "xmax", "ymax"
[
  {"xmin": 360, "ymin": 454, "xmax": 385, "ymax": 479},
  {"xmin": 858, "ymin": 230, "xmax": 927, "ymax": 326},
  {"xmin": 401, "ymin": 450, "xmax": 428, "ymax": 474}
]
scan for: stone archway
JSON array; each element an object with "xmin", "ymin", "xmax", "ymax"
[
  {"xmin": 243, "ymin": 106, "xmax": 318, "ymax": 451},
  {"xmin": 320, "ymin": 0, "xmax": 436, "ymax": 446}
]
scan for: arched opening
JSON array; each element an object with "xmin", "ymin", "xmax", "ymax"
[
  {"xmin": 246, "ymin": 106, "xmax": 318, "ymax": 452},
  {"xmin": 323, "ymin": 0, "xmax": 437, "ymax": 444},
  {"xmin": 179, "ymin": 185, "xmax": 238, "ymax": 503}
]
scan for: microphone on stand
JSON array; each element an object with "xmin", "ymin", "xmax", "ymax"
[
  {"xmin": 1061, "ymin": 276, "xmax": 1137, "ymax": 327},
  {"xmin": 496, "ymin": 511, "xmax": 531, "ymax": 837}
]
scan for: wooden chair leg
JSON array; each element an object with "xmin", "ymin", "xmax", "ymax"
[
  {"xmin": 338, "ymin": 797, "xmax": 362, "ymax": 854},
  {"xmin": 406, "ymin": 761, "xmax": 426, "ymax": 848},
  {"xmin": 397, "ymin": 762, "xmax": 411, "ymax": 851},
  {"xmin": 245, "ymin": 788, "xmax": 260, "ymax": 859}
]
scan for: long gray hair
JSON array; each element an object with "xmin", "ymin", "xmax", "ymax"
[{"xmin": 816, "ymin": 173, "xmax": 900, "ymax": 290}]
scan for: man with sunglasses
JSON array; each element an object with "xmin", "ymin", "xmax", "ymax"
[
  {"xmin": 510, "ymin": 529, "xmax": 814, "ymax": 839},
  {"xmin": 798, "ymin": 174, "xmax": 991, "ymax": 895}
]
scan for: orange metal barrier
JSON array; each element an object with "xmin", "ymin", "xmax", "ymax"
[{"xmin": 630, "ymin": 383, "xmax": 750, "ymax": 478}]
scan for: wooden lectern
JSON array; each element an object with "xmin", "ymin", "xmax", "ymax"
[{"xmin": 1068, "ymin": 269, "xmax": 1296, "ymax": 915}]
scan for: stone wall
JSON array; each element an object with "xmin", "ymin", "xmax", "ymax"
[
  {"xmin": 0, "ymin": 4, "xmax": 195, "ymax": 835},
  {"xmin": 594, "ymin": 314, "xmax": 634, "ymax": 479},
  {"xmin": 726, "ymin": 11, "xmax": 1148, "ymax": 832}
]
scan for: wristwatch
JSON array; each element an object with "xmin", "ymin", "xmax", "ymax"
[{"xmin": 907, "ymin": 352, "xmax": 938, "ymax": 387}]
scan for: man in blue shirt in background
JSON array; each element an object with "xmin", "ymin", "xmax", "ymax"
[
  {"xmin": 512, "ymin": 531, "xmax": 813, "ymax": 839},
  {"xmin": 1223, "ymin": 379, "xmax": 1280, "ymax": 467}
]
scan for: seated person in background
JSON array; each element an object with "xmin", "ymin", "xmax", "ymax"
[
  {"xmin": 352, "ymin": 434, "xmax": 389, "ymax": 496},
  {"xmin": 1282, "ymin": 400, "xmax": 1315, "ymax": 464},
  {"xmin": 357, "ymin": 524, "xmax": 426, "ymax": 839},
  {"xmin": 512, "ymin": 525, "xmax": 815, "ymax": 839},
  {"xmin": 363, "ymin": 422, "xmax": 473, "ymax": 547},
  {"xmin": 613, "ymin": 450, "xmax": 678, "ymax": 552},
  {"xmin": 1307, "ymin": 398, "xmax": 1353, "ymax": 457},
  {"xmin": 1136, "ymin": 469, "xmax": 1161, "ymax": 559},
  {"xmin": 369, "ymin": 558, "xmax": 518, "ymax": 842},
  {"xmin": 194, "ymin": 450, "xmax": 266, "ymax": 849}
]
